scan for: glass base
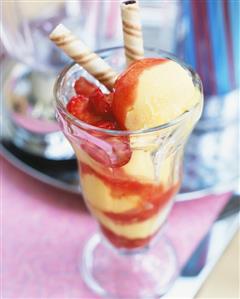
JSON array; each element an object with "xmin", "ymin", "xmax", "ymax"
[{"xmin": 81, "ymin": 233, "xmax": 178, "ymax": 298}]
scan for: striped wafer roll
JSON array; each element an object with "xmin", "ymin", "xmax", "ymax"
[
  {"xmin": 121, "ymin": 0, "xmax": 144, "ymax": 66},
  {"xmin": 49, "ymin": 24, "xmax": 118, "ymax": 90}
]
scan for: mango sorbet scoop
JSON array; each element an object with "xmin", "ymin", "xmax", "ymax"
[{"xmin": 112, "ymin": 58, "xmax": 200, "ymax": 130}]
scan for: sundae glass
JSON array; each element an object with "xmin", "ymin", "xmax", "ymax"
[{"xmin": 54, "ymin": 47, "xmax": 203, "ymax": 298}]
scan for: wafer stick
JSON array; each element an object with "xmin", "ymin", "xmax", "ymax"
[
  {"xmin": 121, "ymin": 1, "xmax": 144, "ymax": 66},
  {"xmin": 49, "ymin": 24, "xmax": 118, "ymax": 90}
]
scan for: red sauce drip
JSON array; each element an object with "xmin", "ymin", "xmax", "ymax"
[
  {"xmin": 81, "ymin": 162, "xmax": 162, "ymax": 198},
  {"xmin": 101, "ymin": 225, "xmax": 158, "ymax": 249},
  {"xmin": 104, "ymin": 184, "xmax": 178, "ymax": 224},
  {"xmin": 112, "ymin": 58, "xmax": 168, "ymax": 129},
  {"xmin": 80, "ymin": 162, "xmax": 179, "ymax": 224}
]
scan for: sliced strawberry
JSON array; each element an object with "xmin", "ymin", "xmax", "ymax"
[
  {"xmin": 70, "ymin": 78, "xmax": 132, "ymax": 167},
  {"xmin": 66, "ymin": 95, "xmax": 89, "ymax": 119},
  {"xmin": 89, "ymin": 88, "xmax": 112, "ymax": 116},
  {"xmin": 83, "ymin": 135, "xmax": 131, "ymax": 168},
  {"xmin": 110, "ymin": 135, "xmax": 132, "ymax": 167},
  {"xmin": 94, "ymin": 120, "xmax": 117, "ymax": 130},
  {"xmin": 67, "ymin": 95, "xmax": 102, "ymax": 124},
  {"xmin": 82, "ymin": 141, "xmax": 111, "ymax": 166},
  {"xmin": 105, "ymin": 92, "xmax": 113, "ymax": 105},
  {"xmin": 74, "ymin": 77, "xmax": 97, "ymax": 97},
  {"xmin": 82, "ymin": 128, "xmax": 131, "ymax": 168},
  {"xmin": 80, "ymin": 110, "xmax": 103, "ymax": 125}
]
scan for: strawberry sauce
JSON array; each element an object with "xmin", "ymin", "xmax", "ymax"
[
  {"xmin": 80, "ymin": 162, "xmax": 179, "ymax": 249},
  {"xmin": 101, "ymin": 225, "xmax": 158, "ymax": 249},
  {"xmin": 81, "ymin": 162, "xmax": 179, "ymax": 224}
]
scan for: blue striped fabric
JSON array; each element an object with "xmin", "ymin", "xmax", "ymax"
[
  {"xmin": 182, "ymin": 0, "xmax": 196, "ymax": 69},
  {"xmin": 207, "ymin": 0, "xmax": 230, "ymax": 94},
  {"xmin": 180, "ymin": 0, "xmax": 239, "ymax": 96},
  {"xmin": 229, "ymin": 0, "xmax": 240, "ymax": 87}
]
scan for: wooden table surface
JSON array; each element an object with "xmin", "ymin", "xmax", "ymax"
[{"xmin": 196, "ymin": 230, "xmax": 239, "ymax": 298}]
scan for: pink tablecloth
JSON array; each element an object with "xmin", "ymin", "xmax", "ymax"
[{"xmin": 1, "ymin": 157, "xmax": 230, "ymax": 298}]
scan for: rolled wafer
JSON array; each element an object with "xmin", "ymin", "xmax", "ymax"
[
  {"xmin": 49, "ymin": 24, "xmax": 118, "ymax": 90},
  {"xmin": 121, "ymin": 0, "xmax": 144, "ymax": 66}
]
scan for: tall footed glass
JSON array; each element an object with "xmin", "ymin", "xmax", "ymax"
[{"xmin": 55, "ymin": 48, "xmax": 203, "ymax": 298}]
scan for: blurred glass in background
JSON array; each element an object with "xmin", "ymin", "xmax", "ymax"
[
  {"xmin": 140, "ymin": 0, "xmax": 181, "ymax": 53},
  {"xmin": 1, "ymin": 1, "xmax": 121, "ymax": 72},
  {"xmin": 1, "ymin": 0, "xmax": 182, "ymax": 71},
  {"xmin": 1, "ymin": 1, "xmax": 123, "ymax": 159}
]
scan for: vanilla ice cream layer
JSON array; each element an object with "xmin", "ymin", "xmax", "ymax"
[
  {"xmin": 72, "ymin": 143, "xmax": 102, "ymax": 172},
  {"xmin": 74, "ymin": 140, "xmax": 174, "ymax": 186},
  {"xmin": 90, "ymin": 202, "xmax": 172, "ymax": 239},
  {"xmin": 122, "ymin": 149, "xmax": 175, "ymax": 186},
  {"xmin": 81, "ymin": 172, "xmax": 141, "ymax": 213},
  {"xmin": 70, "ymin": 119, "xmax": 182, "ymax": 187}
]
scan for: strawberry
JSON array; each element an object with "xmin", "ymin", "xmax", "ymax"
[
  {"xmin": 82, "ymin": 141, "xmax": 111, "ymax": 166},
  {"xmin": 67, "ymin": 94, "xmax": 102, "ymax": 124},
  {"xmin": 105, "ymin": 92, "xmax": 113, "ymax": 105},
  {"xmin": 89, "ymin": 88, "xmax": 112, "ymax": 116},
  {"xmin": 80, "ymin": 110, "xmax": 103, "ymax": 125},
  {"xmin": 82, "ymin": 121, "xmax": 131, "ymax": 167},
  {"xmin": 83, "ymin": 135, "xmax": 131, "ymax": 168},
  {"xmin": 74, "ymin": 77, "xmax": 97, "ymax": 97},
  {"xmin": 66, "ymin": 95, "xmax": 89, "ymax": 119},
  {"xmin": 69, "ymin": 78, "xmax": 132, "ymax": 167},
  {"xmin": 109, "ymin": 135, "xmax": 132, "ymax": 167},
  {"xmin": 94, "ymin": 120, "xmax": 117, "ymax": 130}
]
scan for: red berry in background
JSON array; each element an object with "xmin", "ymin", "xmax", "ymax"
[
  {"xmin": 74, "ymin": 77, "xmax": 97, "ymax": 97},
  {"xmin": 89, "ymin": 88, "xmax": 112, "ymax": 116},
  {"xmin": 66, "ymin": 95, "xmax": 89, "ymax": 119}
]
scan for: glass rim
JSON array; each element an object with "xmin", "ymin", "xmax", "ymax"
[{"xmin": 54, "ymin": 46, "xmax": 203, "ymax": 136}]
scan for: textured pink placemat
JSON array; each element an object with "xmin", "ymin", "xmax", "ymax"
[{"xmin": 1, "ymin": 157, "xmax": 230, "ymax": 299}]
